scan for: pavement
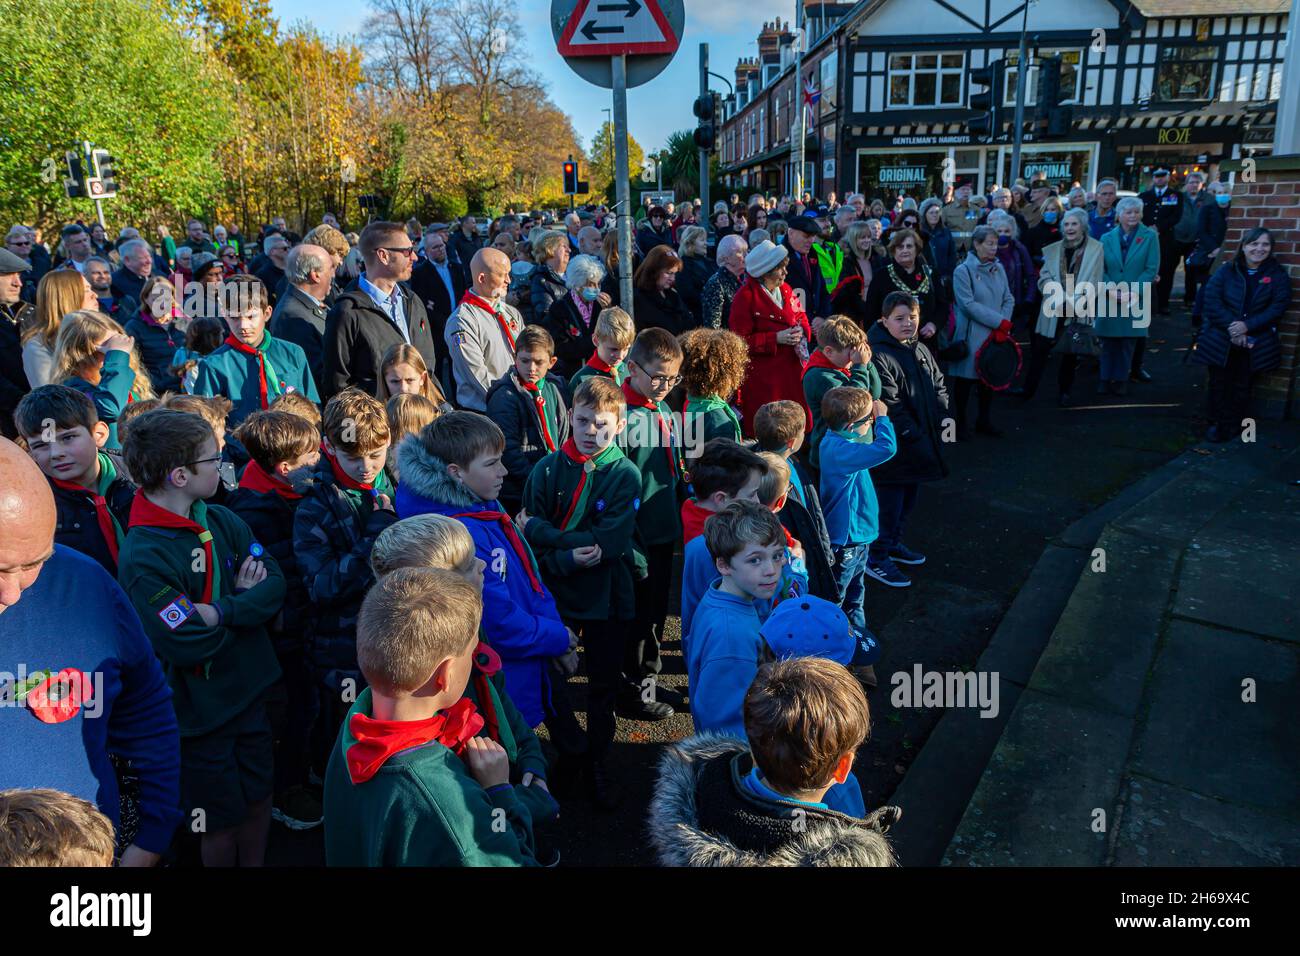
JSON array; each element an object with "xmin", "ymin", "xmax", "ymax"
[
  {"xmin": 944, "ymin": 422, "xmax": 1300, "ymax": 866},
  {"xmin": 269, "ymin": 299, "xmax": 1266, "ymax": 867}
]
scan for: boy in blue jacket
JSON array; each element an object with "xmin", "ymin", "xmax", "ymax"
[
  {"xmin": 393, "ymin": 412, "xmax": 582, "ymax": 780},
  {"xmin": 819, "ymin": 387, "xmax": 896, "ymax": 686},
  {"xmin": 193, "ymin": 274, "xmax": 319, "ymax": 430}
]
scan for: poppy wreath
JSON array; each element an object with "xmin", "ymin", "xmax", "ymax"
[{"xmin": 975, "ymin": 320, "xmax": 1023, "ymax": 391}]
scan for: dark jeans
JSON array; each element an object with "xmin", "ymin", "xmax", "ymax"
[
  {"xmin": 832, "ymin": 544, "xmax": 870, "ymax": 637},
  {"xmin": 1131, "ymin": 337, "xmax": 1147, "ymax": 376},
  {"xmin": 541, "ymin": 662, "xmax": 588, "ymax": 760},
  {"xmin": 953, "ymin": 377, "xmax": 993, "ymax": 428},
  {"xmin": 566, "ymin": 617, "xmax": 626, "ymax": 760},
  {"xmin": 1099, "ymin": 337, "xmax": 1136, "ymax": 383},
  {"xmin": 1206, "ymin": 346, "xmax": 1254, "ymax": 434},
  {"xmin": 1025, "ymin": 332, "xmax": 1079, "ymax": 399},
  {"xmin": 1184, "ymin": 258, "xmax": 1210, "ymax": 307},
  {"xmin": 1156, "ymin": 236, "xmax": 1188, "ymax": 313},
  {"xmin": 628, "ymin": 542, "xmax": 673, "ymax": 687},
  {"xmin": 266, "ymin": 645, "xmax": 317, "ymax": 797},
  {"xmin": 869, "ymin": 483, "xmax": 919, "ymax": 563}
]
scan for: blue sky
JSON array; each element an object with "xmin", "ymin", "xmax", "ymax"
[{"xmin": 267, "ymin": 0, "xmax": 790, "ymax": 155}]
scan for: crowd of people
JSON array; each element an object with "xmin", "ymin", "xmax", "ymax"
[{"xmin": 0, "ymin": 160, "xmax": 1288, "ymax": 867}]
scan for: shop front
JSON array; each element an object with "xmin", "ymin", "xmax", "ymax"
[{"xmin": 1103, "ymin": 121, "xmax": 1245, "ymax": 191}]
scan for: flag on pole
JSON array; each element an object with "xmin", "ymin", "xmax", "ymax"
[{"xmin": 802, "ymin": 77, "xmax": 821, "ymax": 123}]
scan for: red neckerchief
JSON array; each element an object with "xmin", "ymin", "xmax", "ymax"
[
  {"xmin": 128, "ymin": 492, "xmax": 214, "ymax": 603},
  {"xmin": 803, "ymin": 349, "xmax": 849, "ymax": 379},
  {"xmin": 222, "ymin": 334, "xmax": 271, "ymax": 409},
  {"xmin": 681, "ymin": 498, "xmax": 715, "ymax": 545},
  {"xmin": 461, "ymin": 291, "xmax": 517, "ymax": 352},
  {"xmin": 454, "ymin": 512, "xmax": 544, "ymax": 593},
  {"xmin": 587, "ymin": 350, "xmax": 618, "ymax": 375},
  {"xmin": 49, "ymin": 476, "xmax": 119, "ymax": 568},
  {"xmin": 346, "ymin": 697, "xmax": 484, "ymax": 784},
  {"xmin": 557, "ymin": 438, "xmax": 594, "ymax": 528},
  {"xmin": 518, "ymin": 375, "xmax": 558, "ymax": 452},
  {"xmin": 470, "ymin": 641, "xmax": 503, "ymax": 744},
  {"xmin": 782, "ymin": 526, "xmax": 798, "ymax": 551},
  {"xmin": 622, "ymin": 379, "xmax": 679, "ymax": 480},
  {"xmin": 239, "ymin": 459, "xmax": 302, "ymax": 500},
  {"xmin": 323, "ymin": 445, "xmax": 374, "ymax": 494}
]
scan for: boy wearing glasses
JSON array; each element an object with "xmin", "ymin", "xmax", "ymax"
[
  {"xmin": 117, "ymin": 408, "xmax": 286, "ymax": 865},
  {"xmin": 322, "ymin": 220, "xmax": 439, "ymax": 402},
  {"xmin": 619, "ymin": 328, "xmax": 686, "ymax": 721},
  {"xmin": 818, "ymin": 387, "xmax": 895, "ymax": 687},
  {"xmin": 193, "ymin": 274, "xmax": 318, "ymax": 430}
]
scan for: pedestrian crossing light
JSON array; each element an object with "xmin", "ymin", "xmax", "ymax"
[
  {"xmin": 693, "ymin": 94, "xmax": 716, "ymax": 151},
  {"xmin": 563, "ymin": 159, "xmax": 579, "ymax": 195},
  {"xmin": 968, "ymin": 60, "xmax": 1004, "ymax": 143},
  {"xmin": 89, "ymin": 149, "xmax": 119, "ymax": 199}
]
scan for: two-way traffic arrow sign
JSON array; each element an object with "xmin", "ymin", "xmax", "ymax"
[{"xmin": 557, "ymin": 0, "xmax": 679, "ymax": 57}]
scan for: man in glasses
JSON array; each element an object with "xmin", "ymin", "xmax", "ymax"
[{"xmin": 321, "ymin": 220, "xmax": 438, "ymax": 401}]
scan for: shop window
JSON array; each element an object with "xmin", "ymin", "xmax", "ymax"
[
  {"xmin": 1003, "ymin": 49, "xmax": 1082, "ymax": 107},
  {"xmin": 887, "ymin": 53, "xmax": 965, "ymax": 109},
  {"xmin": 1156, "ymin": 46, "xmax": 1217, "ymax": 102},
  {"xmin": 820, "ymin": 51, "xmax": 839, "ymax": 114}
]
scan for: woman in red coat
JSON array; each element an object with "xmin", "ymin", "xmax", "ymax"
[{"xmin": 728, "ymin": 239, "xmax": 813, "ymax": 435}]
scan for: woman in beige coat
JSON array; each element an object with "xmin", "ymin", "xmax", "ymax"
[{"xmin": 1019, "ymin": 207, "xmax": 1104, "ymax": 406}]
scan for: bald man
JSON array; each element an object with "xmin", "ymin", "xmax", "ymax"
[
  {"xmin": 443, "ymin": 247, "xmax": 523, "ymax": 411},
  {"xmin": 577, "ymin": 225, "xmax": 603, "ymax": 257},
  {"xmin": 0, "ymin": 438, "xmax": 181, "ymax": 864}
]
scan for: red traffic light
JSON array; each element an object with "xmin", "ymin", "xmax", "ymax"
[{"xmin": 564, "ymin": 163, "xmax": 575, "ymax": 173}]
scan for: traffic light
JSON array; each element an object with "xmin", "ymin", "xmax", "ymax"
[
  {"xmin": 563, "ymin": 158, "xmax": 579, "ymax": 195},
  {"xmin": 90, "ymin": 149, "xmax": 119, "ymax": 198},
  {"xmin": 1036, "ymin": 56, "xmax": 1073, "ymax": 139},
  {"xmin": 63, "ymin": 150, "xmax": 86, "ymax": 199},
  {"xmin": 968, "ymin": 60, "xmax": 1004, "ymax": 143},
  {"xmin": 693, "ymin": 94, "xmax": 716, "ymax": 151}
]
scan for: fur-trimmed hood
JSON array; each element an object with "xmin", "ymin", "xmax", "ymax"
[
  {"xmin": 647, "ymin": 734, "xmax": 900, "ymax": 867},
  {"xmin": 394, "ymin": 433, "xmax": 483, "ymax": 512}
]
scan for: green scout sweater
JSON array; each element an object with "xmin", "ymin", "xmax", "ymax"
[
  {"xmin": 521, "ymin": 443, "xmax": 642, "ymax": 622},
  {"xmin": 803, "ymin": 358, "xmax": 882, "ymax": 469},
  {"xmin": 623, "ymin": 391, "xmax": 686, "ymax": 549},
  {"xmin": 191, "ymin": 332, "xmax": 320, "ymax": 429},
  {"xmin": 117, "ymin": 503, "xmax": 284, "ymax": 737},
  {"xmin": 323, "ymin": 688, "xmax": 539, "ymax": 867},
  {"xmin": 569, "ymin": 359, "xmax": 624, "ymax": 391},
  {"xmin": 685, "ymin": 394, "xmax": 743, "ymax": 445}
]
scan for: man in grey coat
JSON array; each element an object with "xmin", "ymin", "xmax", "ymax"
[
  {"xmin": 444, "ymin": 247, "xmax": 522, "ymax": 412},
  {"xmin": 270, "ymin": 244, "xmax": 335, "ymax": 389}
]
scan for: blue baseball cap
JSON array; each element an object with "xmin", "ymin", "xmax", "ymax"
[{"xmin": 760, "ymin": 596, "xmax": 879, "ymax": 666}]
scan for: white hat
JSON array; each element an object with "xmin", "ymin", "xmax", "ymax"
[{"xmin": 745, "ymin": 239, "xmax": 788, "ymax": 279}]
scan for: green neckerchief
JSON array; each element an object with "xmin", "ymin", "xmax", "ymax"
[
  {"xmin": 95, "ymin": 452, "xmax": 126, "ymax": 548},
  {"xmin": 189, "ymin": 499, "xmax": 221, "ymax": 600},
  {"xmin": 560, "ymin": 442, "xmax": 625, "ymax": 532},
  {"xmin": 690, "ymin": 394, "xmax": 742, "ymax": 438},
  {"xmin": 253, "ymin": 333, "xmax": 284, "ymax": 402}
]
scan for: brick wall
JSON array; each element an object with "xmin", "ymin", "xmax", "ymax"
[{"xmin": 1222, "ymin": 155, "xmax": 1300, "ymax": 420}]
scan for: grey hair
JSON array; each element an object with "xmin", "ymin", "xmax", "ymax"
[
  {"xmin": 747, "ymin": 228, "xmax": 770, "ymax": 246},
  {"xmin": 5, "ymin": 225, "xmax": 28, "ymax": 243},
  {"xmin": 991, "ymin": 187, "xmax": 1012, "ymax": 203},
  {"xmin": 716, "ymin": 233, "xmax": 747, "ymax": 264},
  {"xmin": 287, "ymin": 244, "xmax": 328, "ymax": 285},
  {"xmin": 834, "ymin": 206, "xmax": 857, "ymax": 224},
  {"xmin": 919, "ymin": 197, "xmax": 943, "ymax": 222},
  {"xmin": 677, "ymin": 225, "xmax": 707, "ymax": 257},
  {"xmin": 970, "ymin": 225, "xmax": 997, "ymax": 247},
  {"xmin": 264, "ymin": 234, "xmax": 289, "ymax": 252},
  {"xmin": 865, "ymin": 218, "xmax": 882, "ymax": 232},
  {"xmin": 85, "ymin": 255, "xmax": 112, "ymax": 270},
  {"xmin": 1116, "ymin": 196, "xmax": 1144, "ymax": 216},
  {"xmin": 1208, "ymin": 179, "xmax": 1229, "ymax": 194},
  {"xmin": 118, "ymin": 238, "xmax": 150, "ymax": 259},
  {"xmin": 1185, "ymin": 171, "xmax": 1205, "ymax": 184},
  {"xmin": 1067, "ymin": 186, "xmax": 1087, "ymax": 203},
  {"xmin": 1062, "ymin": 207, "xmax": 1090, "ymax": 233},
  {"xmin": 713, "ymin": 200, "xmax": 729, "ymax": 214},
  {"xmin": 176, "ymin": 246, "xmax": 193, "ymax": 259},
  {"xmin": 985, "ymin": 209, "xmax": 1019, "ymax": 239},
  {"xmin": 901, "ymin": 197, "xmax": 918, "ymax": 211},
  {"xmin": 565, "ymin": 253, "xmax": 605, "ymax": 289},
  {"xmin": 1096, "ymin": 178, "xmax": 1118, "ymax": 192}
]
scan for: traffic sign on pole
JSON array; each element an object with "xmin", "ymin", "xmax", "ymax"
[
  {"xmin": 551, "ymin": 0, "xmax": 684, "ymax": 90},
  {"xmin": 557, "ymin": 0, "xmax": 679, "ymax": 58}
]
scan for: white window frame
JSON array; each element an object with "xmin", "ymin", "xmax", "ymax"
[
  {"xmin": 886, "ymin": 51, "xmax": 966, "ymax": 109},
  {"xmin": 1002, "ymin": 49, "xmax": 1084, "ymax": 108}
]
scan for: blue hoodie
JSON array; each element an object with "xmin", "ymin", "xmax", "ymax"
[
  {"xmin": 1, "ymin": 546, "xmax": 182, "ymax": 854},
  {"xmin": 680, "ymin": 534, "xmax": 809, "ymax": 639},
  {"xmin": 819, "ymin": 416, "xmax": 897, "ymax": 548},
  {"xmin": 394, "ymin": 435, "xmax": 571, "ymax": 728}
]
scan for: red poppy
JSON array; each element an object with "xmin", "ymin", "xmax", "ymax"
[{"xmin": 25, "ymin": 668, "xmax": 93, "ymax": 724}]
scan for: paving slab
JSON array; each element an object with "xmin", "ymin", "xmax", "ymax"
[
  {"xmin": 1131, "ymin": 620, "xmax": 1300, "ymax": 816},
  {"xmin": 1026, "ymin": 528, "xmax": 1180, "ymax": 718},
  {"xmin": 1109, "ymin": 471, "xmax": 1241, "ymax": 545},
  {"xmin": 1111, "ymin": 776, "xmax": 1300, "ymax": 866},
  {"xmin": 1173, "ymin": 527, "xmax": 1300, "ymax": 644},
  {"xmin": 945, "ymin": 690, "xmax": 1131, "ymax": 866}
]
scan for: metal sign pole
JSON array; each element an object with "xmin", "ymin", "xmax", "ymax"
[
  {"xmin": 612, "ymin": 54, "xmax": 635, "ymax": 318},
  {"xmin": 1010, "ymin": 4, "xmax": 1031, "ymax": 185},
  {"xmin": 699, "ymin": 43, "xmax": 710, "ymax": 215},
  {"xmin": 94, "ymin": 199, "xmax": 106, "ymax": 230},
  {"xmin": 794, "ymin": 6, "xmax": 805, "ymax": 199}
]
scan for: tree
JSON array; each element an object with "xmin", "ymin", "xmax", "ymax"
[
  {"xmin": 0, "ymin": 0, "xmax": 234, "ymax": 231},
  {"xmin": 659, "ymin": 130, "xmax": 704, "ymax": 200},
  {"xmin": 589, "ymin": 121, "xmax": 645, "ymax": 203}
]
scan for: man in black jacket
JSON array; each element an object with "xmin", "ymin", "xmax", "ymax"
[
  {"xmin": 448, "ymin": 215, "xmax": 482, "ymax": 271},
  {"xmin": 270, "ymin": 244, "xmax": 336, "ymax": 390},
  {"xmin": 781, "ymin": 216, "xmax": 831, "ymax": 325},
  {"xmin": 0, "ymin": 250, "xmax": 33, "ymax": 439},
  {"xmin": 409, "ymin": 228, "xmax": 465, "ymax": 398},
  {"xmin": 1138, "ymin": 167, "xmax": 1188, "ymax": 317},
  {"xmin": 110, "ymin": 238, "xmax": 154, "ymax": 304},
  {"xmin": 321, "ymin": 221, "xmax": 439, "ymax": 401}
]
